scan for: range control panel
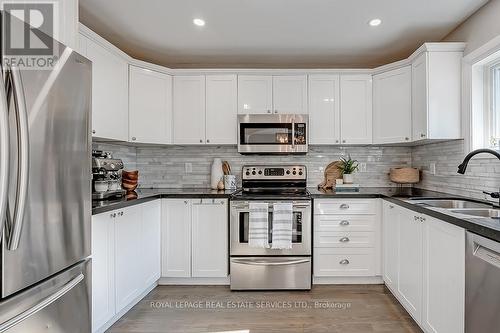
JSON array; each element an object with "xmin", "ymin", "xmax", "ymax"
[{"xmin": 242, "ymin": 165, "xmax": 306, "ymax": 180}]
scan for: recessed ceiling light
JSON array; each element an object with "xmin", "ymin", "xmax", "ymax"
[
  {"xmin": 369, "ymin": 18, "xmax": 382, "ymax": 27},
  {"xmin": 193, "ymin": 18, "xmax": 205, "ymax": 27}
]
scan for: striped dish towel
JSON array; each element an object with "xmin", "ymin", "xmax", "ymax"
[
  {"xmin": 248, "ymin": 202, "xmax": 270, "ymax": 248},
  {"xmin": 271, "ymin": 202, "xmax": 293, "ymax": 250}
]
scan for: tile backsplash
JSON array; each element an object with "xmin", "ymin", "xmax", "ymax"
[{"xmin": 93, "ymin": 143, "xmax": 412, "ymax": 189}]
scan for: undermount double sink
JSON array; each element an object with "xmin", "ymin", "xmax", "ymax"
[{"xmin": 407, "ymin": 198, "xmax": 500, "ymax": 219}]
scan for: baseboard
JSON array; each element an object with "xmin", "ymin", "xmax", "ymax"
[
  {"xmin": 313, "ymin": 276, "xmax": 383, "ymax": 285},
  {"xmin": 159, "ymin": 276, "xmax": 230, "ymax": 285},
  {"xmin": 94, "ymin": 282, "xmax": 158, "ymax": 333}
]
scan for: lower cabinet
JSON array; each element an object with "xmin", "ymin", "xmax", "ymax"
[
  {"xmin": 162, "ymin": 198, "xmax": 228, "ymax": 280},
  {"xmin": 382, "ymin": 201, "xmax": 465, "ymax": 333},
  {"xmin": 91, "ymin": 200, "xmax": 161, "ymax": 333}
]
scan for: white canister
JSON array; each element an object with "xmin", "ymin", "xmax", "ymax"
[
  {"xmin": 224, "ymin": 175, "xmax": 237, "ymax": 190},
  {"xmin": 210, "ymin": 158, "xmax": 223, "ymax": 190}
]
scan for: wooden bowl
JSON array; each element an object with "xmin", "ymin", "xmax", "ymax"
[
  {"xmin": 122, "ymin": 170, "xmax": 139, "ymax": 181},
  {"xmin": 122, "ymin": 181, "xmax": 138, "ymax": 192}
]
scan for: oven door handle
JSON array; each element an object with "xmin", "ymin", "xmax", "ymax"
[
  {"xmin": 231, "ymin": 258, "xmax": 310, "ymax": 266},
  {"xmin": 231, "ymin": 202, "xmax": 311, "ymax": 210}
]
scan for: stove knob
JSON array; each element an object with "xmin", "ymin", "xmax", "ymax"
[
  {"xmin": 245, "ymin": 171, "xmax": 250, "ymax": 176},
  {"xmin": 258, "ymin": 170, "xmax": 262, "ymax": 175},
  {"xmin": 299, "ymin": 171, "xmax": 303, "ymax": 176},
  {"xmin": 292, "ymin": 171, "xmax": 297, "ymax": 175},
  {"xmin": 286, "ymin": 170, "xmax": 291, "ymax": 175},
  {"xmin": 252, "ymin": 171, "xmax": 256, "ymax": 175}
]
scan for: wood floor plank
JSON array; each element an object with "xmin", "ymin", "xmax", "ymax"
[{"xmin": 107, "ymin": 285, "xmax": 422, "ymax": 333}]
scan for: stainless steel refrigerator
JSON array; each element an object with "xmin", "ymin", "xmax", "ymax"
[{"xmin": 0, "ymin": 11, "xmax": 91, "ymax": 332}]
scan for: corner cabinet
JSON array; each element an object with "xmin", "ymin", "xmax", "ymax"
[
  {"xmin": 161, "ymin": 199, "xmax": 228, "ymax": 281},
  {"xmin": 411, "ymin": 51, "xmax": 462, "ymax": 141},
  {"xmin": 129, "ymin": 66, "xmax": 172, "ymax": 144},
  {"xmin": 340, "ymin": 75, "xmax": 373, "ymax": 144},
  {"xmin": 78, "ymin": 32, "xmax": 129, "ymax": 141},
  {"xmin": 382, "ymin": 201, "xmax": 465, "ymax": 333},
  {"xmin": 373, "ymin": 66, "xmax": 412, "ymax": 144},
  {"xmin": 308, "ymin": 75, "xmax": 341, "ymax": 144}
]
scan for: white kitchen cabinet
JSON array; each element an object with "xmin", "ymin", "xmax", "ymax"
[
  {"xmin": 191, "ymin": 199, "xmax": 228, "ymax": 277},
  {"xmin": 114, "ymin": 206, "xmax": 143, "ymax": 313},
  {"xmin": 373, "ymin": 66, "xmax": 412, "ymax": 144},
  {"xmin": 173, "ymin": 76, "xmax": 206, "ymax": 144},
  {"xmin": 308, "ymin": 75, "xmax": 340, "ymax": 144},
  {"xmin": 382, "ymin": 201, "xmax": 399, "ymax": 291},
  {"xmin": 237, "ymin": 76, "xmax": 273, "ymax": 114},
  {"xmin": 206, "ymin": 75, "xmax": 238, "ymax": 144},
  {"xmin": 91, "ymin": 212, "xmax": 116, "ymax": 332},
  {"xmin": 84, "ymin": 34, "xmax": 129, "ymax": 141},
  {"xmin": 411, "ymin": 51, "xmax": 462, "ymax": 141},
  {"xmin": 129, "ymin": 66, "xmax": 172, "ymax": 144},
  {"xmin": 340, "ymin": 75, "xmax": 373, "ymax": 144},
  {"xmin": 140, "ymin": 200, "xmax": 162, "ymax": 289},
  {"xmin": 161, "ymin": 199, "xmax": 192, "ymax": 277},
  {"xmin": 272, "ymin": 75, "xmax": 308, "ymax": 114},
  {"xmin": 422, "ymin": 216, "xmax": 465, "ymax": 333}
]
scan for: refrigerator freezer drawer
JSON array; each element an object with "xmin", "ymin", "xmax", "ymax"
[{"xmin": 230, "ymin": 257, "xmax": 311, "ymax": 290}]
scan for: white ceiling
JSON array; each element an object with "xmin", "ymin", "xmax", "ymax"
[{"xmin": 79, "ymin": 0, "xmax": 489, "ymax": 68}]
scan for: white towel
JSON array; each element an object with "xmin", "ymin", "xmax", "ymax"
[
  {"xmin": 248, "ymin": 202, "xmax": 270, "ymax": 248},
  {"xmin": 271, "ymin": 202, "xmax": 293, "ymax": 249}
]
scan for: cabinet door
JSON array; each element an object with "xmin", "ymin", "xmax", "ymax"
[
  {"xmin": 129, "ymin": 66, "xmax": 172, "ymax": 144},
  {"xmin": 161, "ymin": 199, "xmax": 192, "ymax": 277},
  {"xmin": 308, "ymin": 75, "xmax": 340, "ymax": 144},
  {"xmin": 272, "ymin": 75, "xmax": 308, "ymax": 114},
  {"xmin": 422, "ymin": 216, "xmax": 465, "ymax": 333},
  {"xmin": 86, "ymin": 38, "xmax": 129, "ymax": 141},
  {"xmin": 141, "ymin": 200, "xmax": 162, "ymax": 289},
  {"xmin": 191, "ymin": 199, "xmax": 228, "ymax": 277},
  {"xmin": 115, "ymin": 206, "xmax": 142, "ymax": 313},
  {"xmin": 382, "ymin": 201, "xmax": 399, "ymax": 291},
  {"xmin": 373, "ymin": 67, "xmax": 412, "ymax": 144},
  {"xmin": 173, "ymin": 76, "xmax": 206, "ymax": 144},
  {"xmin": 91, "ymin": 212, "xmax": 116, "ymax": 332},
  {"xmin": 412, "ymin": 53, "xmax": 428, "ymax": 141},
  {"xmin": 206, "ymin": 75, "xmax": 237, "ymax": 144},
  {"xmin": 340, "ymin": 75, "xmax": 373, "ymax": 144},
  {"xmin": 237, "ymin": 76, "xmax": 273, "ymax": 114},
  {"xmin": 397, "ymin": 208, "xmax": 423, "ymax": 323}
]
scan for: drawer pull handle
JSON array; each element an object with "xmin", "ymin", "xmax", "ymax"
[
  {"xmin": 339, "ymin": 259, "xmax": 350, "ymax": 265},
  {"xmin": 339, "ymin": 237, "xmax": 350, "ymax": 243},
  {"xmin": 340, "ymin": 204, "xmax": 350, "ymax": 209},
  {"xmin": 339, "ymin": 220, "xmax": 350, "ymax": 226}
]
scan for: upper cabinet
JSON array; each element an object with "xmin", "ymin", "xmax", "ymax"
[
  {"xmin": 129, "ymin": 66, "xmax": 172, "ymax": 144},
  {"xmin": 373, "ymin": 66, "xmax": 412, "ymax": 144},
  {"xmin": 173, "ymin": 76, "xmax": 206, "ymax": 144},
  {"xmin": 238, "ymin": 75, "xmax": 308, "ymax": 114},
  {"xmin": 308, "ymin": 75, "xmax": 341, "ymax": 144},
  {"xmin": 411, "ymin": 51, "xmax": 462, "ymax": 141},
  {"xmin": 206, "ymin": 75, "xmax": 238, "ymax": 144},
  {"xmin": 80, "ymin": 32, "xmax": 129, "ymax": 141},
  {"xmin": 340, "ymin": 75, "xmax": 373, "ymax": 144}
]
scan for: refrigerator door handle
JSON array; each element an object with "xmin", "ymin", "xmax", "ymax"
[
  {"xmin": 0, "ymin": 273, "xmax": 84, "ymax": 332},
  {"xmin": 0, "ymin": 70, "xmax": 10, "ymax": 241},
  {"xmin": 7, "ymin": 65, "xmax": 30, "ymax": 251}
]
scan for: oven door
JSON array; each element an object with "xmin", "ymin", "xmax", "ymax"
[
  {"xmin": 230, "ymin": 200, "xmax": 311, "ymax": 256},
  {"xmin": 238, "ymin": 114, "xmax": 308, "ymax": 154}
]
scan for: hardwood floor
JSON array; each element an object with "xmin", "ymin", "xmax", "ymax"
[{"xmin": 108, "ymin": 285, "xmax": 422, "ymax": 333}]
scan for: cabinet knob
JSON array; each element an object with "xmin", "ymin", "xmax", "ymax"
[
  {"xmin": 389, "ymin": 205, "xmax": 394, "ymax": 209},
  {"xmin": 342, "ymin": 140, "xmax": 346, "ymax": 143},
  {"xmin": 405, "ymin": 137, "xmax": 409, "ymax": 141},
  {"xmin": 92, "ymin": 130, "xmax": 96, "ymax": 135},
  {"xmin": 335, "ymin": 140, "xmax": 339, "ymax": 143},
  {"xmin": 339, "ymin": 237, "xmax": 350, "ymax": 243},
  {"xmin": 274, "ymin": 110, "xmax": 278, "ymax": 114},
  {"xmin": 184, "ymin": 200, "xmax": 188, "ymax": 204},
  {"xmin": 110, "ymin": 213, "xmax": 116, "ymax": 218},
  {"xmin": 420, "ymin": 133, "xmax": 426, "ymax": 138},
  {"xmin": 414, "ymin": 216, "xmax": 419, "ymax": 221},
  {"xmin": 119, "ymin": 211, "xmax": 124, "ymax": 216},
  {"xmin": 207, "ymin": 139, "xmax": 210, "ymax": 143},
  {"xmin": 199, "ymin": 139, "xmax": 203, "ymax": 143},
  {"xmin": 267, "ymin": 110, "xmax": 271, "ymax": 114},
  {"xmin": 339, "ymin": 220, "xmax": 350, "ymax": 226},
  {"xmin": 339, "ymin": 259, "xmax": 350, "ymax": 265},
  {"xmin": 340, "ymin": 204, "xmax": 349, "ymax": 209},
  {"xmin": 131, "ymin": 137, "xmax": 136, "ymax": 141}
]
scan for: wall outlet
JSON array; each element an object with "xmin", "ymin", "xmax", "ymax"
[
  {"xmin": 429, "ymin": 162, "xmax": 436, "ymax": 175},
  {"xmin": 185, "ymin": 163, "xmax": 193, "ymax": 173},
  {"xmin": 359, "ymin": 163, "xmax": 367, "ymax": 173}
]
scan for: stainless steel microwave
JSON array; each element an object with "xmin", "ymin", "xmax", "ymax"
[{"xmin": 237, "ymin": 114, "xmax": 308, "ymax": 154}]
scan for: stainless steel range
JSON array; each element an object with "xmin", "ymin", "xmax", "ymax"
[{"xmin": 230, "ymin": 165, "xmax": 312, "ymax": 290}]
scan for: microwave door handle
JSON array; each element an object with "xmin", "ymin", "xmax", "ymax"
[
  {"xmin": 0, "ymin": 70, "xmax": 10, "ymax": 240},
  {"xmin": 7, "ymin": 65, "xmax": 29, "ymax": 251}
]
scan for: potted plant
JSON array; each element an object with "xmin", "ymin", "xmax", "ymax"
[{"xmin": 338, "ymin": 155, "xmax": 359, "ymax": 184}]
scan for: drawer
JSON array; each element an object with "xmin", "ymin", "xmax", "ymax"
[
  {"xmin": 313, "ymin": 248, "xmax": 375, "ymax": 277},
  {"xmin": 314, "ymin": 231, "xmax": 375, "ymax": 248},
  {"xmin": 314, "ymin": 215, "xmax": 376, "ymax": 232},
  {"xmin": 315, "ymin": 199, "xmax": 377, "ymax": 215}
]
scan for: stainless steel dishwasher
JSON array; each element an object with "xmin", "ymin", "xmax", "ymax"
[{"xmin": 466, "ymin": 232, "xmax": 500, "ymax": 333}]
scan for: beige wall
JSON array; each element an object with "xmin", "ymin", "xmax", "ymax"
[{"xmin": 444, "ymin": 0, "xmax": 500, "ymax": 54}]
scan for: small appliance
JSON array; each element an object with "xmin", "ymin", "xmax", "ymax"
[{"xmin": 92, "ymin": 150, "xmax": 126, "ymax": 200}]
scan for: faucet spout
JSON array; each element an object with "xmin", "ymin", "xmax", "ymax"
[{"xmin": 457, "ymin": 149, "xmax": 500, "ymax": 174}]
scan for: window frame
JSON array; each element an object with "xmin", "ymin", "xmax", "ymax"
[{"xmin": 489, "ymin": 62, "xmax": 500, "ymax": 149}]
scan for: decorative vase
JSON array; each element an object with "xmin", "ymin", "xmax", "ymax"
[
  {"xmin": 343, "ymin": 173, "xmax": 354, "ymax": 184},
  {"xmin": 210, "ymin": 158, "xmax": 223, "ymax": 190}
]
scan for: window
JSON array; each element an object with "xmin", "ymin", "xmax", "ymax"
[{"xmin": 491, "ymin": 63, "xmax": 500, "ymax": 149}]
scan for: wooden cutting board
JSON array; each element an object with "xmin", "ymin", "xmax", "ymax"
[{"xmin": 318, "ymin": 161, "xmax": 343, "ymax": 189}]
